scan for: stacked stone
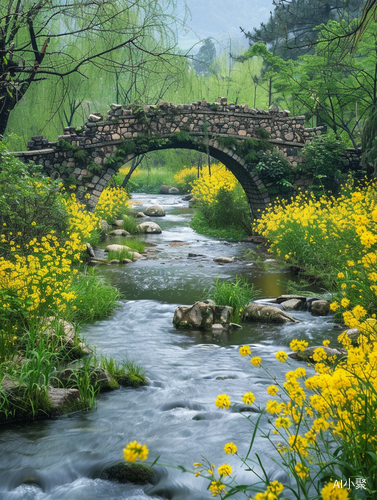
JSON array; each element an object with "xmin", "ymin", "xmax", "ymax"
[{"xmin": 27, "ymin": 135, "xmax": 52, "ymax": 151}]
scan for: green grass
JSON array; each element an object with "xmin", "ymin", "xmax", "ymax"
[
  {"xmin": 190, "ymin": 212, "xmax": 248, "ymax": 241},
  {"xmin": 101, "ymin": 356, "xmax": 147, "ymax": 388},
  {"xmin": 106, "ymin": 239, "xmax": 145, "ymax": 261},
  {"xmin": 205, "ymin": 275, "xmax": 260, "ymax": 323},
  {"xmin": 65, "ymin": 270, "xmax": 120, "ymax": 322},
  {"xmin": 118, "ymin": 167, "xmax": 178, "ymax": 194},
  {"xmin": 122, "ymin": 215, "xmax": 138, "ymax": 234},
  {"xmin": 125, "ymin": 239, "xmax": 145, "ymax": 253},
  {"xmin": 107, "ymin": 248, "xmax": 134, "ymax": 262}
]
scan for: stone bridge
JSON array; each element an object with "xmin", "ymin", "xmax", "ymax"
[{"xmin": 15, "ymin": 98, "xmax": 360, "ymax": 217}]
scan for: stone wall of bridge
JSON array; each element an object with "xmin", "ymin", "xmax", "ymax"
[{"xmin": 15, "ymin": 98, "xmax": 362, "ymax": 217}]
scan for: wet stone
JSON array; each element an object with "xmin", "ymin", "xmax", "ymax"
[{"xmin": 281, "ymin": 299, "xmax": 305, "ymax": 311}]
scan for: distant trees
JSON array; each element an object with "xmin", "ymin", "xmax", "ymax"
[
  {"xmin": 239, "ymin": 18, "xmax": 377, "ymax": 149},
  {"xmin": 192, "ymin": 38, "xmax": 216, "ymax": 76},
  {"xmin": 243, "ymin": 0, "xmax": 365, "ymax": 59},
  {"xmin": 0, "ymin": 0, "xmax": 185, "ymax": 137}
]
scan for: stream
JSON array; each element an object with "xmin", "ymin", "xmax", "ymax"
[{"xmin": 0, "ymin": 194, "xmax": 340, "ymax": 500}]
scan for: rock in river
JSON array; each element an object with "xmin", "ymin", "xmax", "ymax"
[
  {"xmin": 213, "ymin": 257, "xmax": 234, "ymax": 264},
  {"xmin": 136, "ymin": 222, "xmax": 162, "ymax": 234},
  {"xmin": 310, "ymin": 299, "xmax": 330, "ymax": 316},
  {"xmin": 173, "ymin": 301, "xmax": 233, "ymax": 330},
  {"xmin": 143, "ymin": 205, "xmax": 165, "ymax": 217},
  {"xmin": 243, "ymin": 303, "xmax": 298, "ymax": 323},
  {"xmin": 160, "ymin": 184, "xmax": 180, "ymax": 194},
  {"xmin": 104, "ymin": 244, "xmax": 131, "ymax": 252},
  {"xmin": 108, "ymin": 229, "xmax": 130, "ymax": 236}
]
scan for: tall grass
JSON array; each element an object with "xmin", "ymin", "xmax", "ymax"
[
  {"xmin": 66, "ymin": 270, "xmax": 120, "ymax": 322},
  {"xmin": 107, "ymin": 248, "xmax": 134, "ymax": 261},
  {"xmin": 125, "ymin": 239, "xmax": 145, "ymax": 253},
  {"xmin": 101, "ymin": 356, "xmax": 147, "ymax": 387},
  {"xmin": 122, "ymin": 215, "xmax": 138, "ymax": 234},
  {"xmin": 205, "ymin": 275, "xmax": 260, "ymax": 323}
]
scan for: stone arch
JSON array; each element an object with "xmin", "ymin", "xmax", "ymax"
[
  {"xmin": 81, "ymin": 138, "xmax": 271, "ymax": 218},
  {"xmin": 17, "ymin": 99, "xmax": 345, "ymax": 218}
]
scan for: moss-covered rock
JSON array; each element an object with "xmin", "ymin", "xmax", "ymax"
[
  {"xmin": 119, "ymin": 373, "xmax": 147, "ymax": 388},
  {"xmin": 102, "ymin": 463, "xmax": 155, "ymax": 485}
]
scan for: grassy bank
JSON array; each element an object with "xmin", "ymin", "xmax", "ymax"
[
  {"xmin": 0, "ymin": 146, "xmax": 146, "ymax": 422},
  {"xmin": 187, "ymin": 164, "xmax": 252, "ymax": 241}
]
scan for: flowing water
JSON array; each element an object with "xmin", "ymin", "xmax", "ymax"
[{"xmin": 0, "ymin": 194, "xmax": 340, "ymax": 500}]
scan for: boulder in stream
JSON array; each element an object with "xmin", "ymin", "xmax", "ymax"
[
  {"xmin": 102, "ymin": 463, "xmax": 155, "ymax": 485},
  {"xmin": 108, "ymin": 229, "xmax": 130, "ymax": 237},
  {"xmin": 310, "ymin": 299, "xmax": 330, "ymax": 316},
  {"xmin": 48, "ymin": 388, "xmax": 81, "ymax": 414},
  {"xmin": 113, "ymin": 220, "xmax": 125, "ymax": 227},
  {"xmin": 100, "ymin": 220, "xmax": 110, "ymax": 233},
  {"xmin": 143, "ymin": 205, "xmax": 165, "ymax": 217},
  {"xmin": 173, "ymin": 301, "xmax": 233, "ymax": 330},
  {"xmin": 160, "ymin": 184, "xmax": 180, "ymax": 195},
  {"xmin": 243, "ymin": 303, "xmax": 299, "ymax": 323},
  {"xmin": 105, "ymin": 244, "xmax": 131, "ymax": 253},
  {"xmin": 136, "ymin": 222, "xmax": 162, "ymax": 234},
  {"xmin": 213, "ymin": 257, "xmax": 234, "ymax": 264}
]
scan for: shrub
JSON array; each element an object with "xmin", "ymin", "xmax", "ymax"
[
  {"xmin": 126, "ymin": 239, "xmax": 145, "ymax": 253},
  {"xmin": 252, "ymin": 151, "xmax": 295, "ymax": 196},
  {"xmin": 302, "ymin": 132, "xmax": 347, "ymax": 195},
  {"xmin": 94, "ymin": 186, "xmax": 130, "ymax": 223},
  {"xmin": 174, "ymin": 166, "xmax": 198, "ymax": 193},
  {"xmin": 0, "ymin": 144, "xmax": 69, "ymax": 259},
  {"xmin": 189, "ymin": 165, "xmax": 252, "ymax": 239},
  {"xmin": 107, "ymin": 248, "xmax": 134, "ymax": 261},
  {"xmin": 254, "ymin": 179, "xmax": 377, "ymax": 297}
]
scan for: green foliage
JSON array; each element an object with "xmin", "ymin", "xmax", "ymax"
[
  {"xmin": 0, "ymin": 290, "xmax": 32, "ymax": 360},
  {"xmin": 170, "ymin": 131, "xmax": 191, "ymax": 143},
  {"xmin": 362, "ymin": 104, "xmax": 377, "ymax": 175},
  {"xmin": 236, "ymin": 137, "xmax": 271, "ymax": 163},
  {"xmin": 120, "ymin": 358, "xmax": 147, "ymax": 387},
  {"xmin": 256, "ymin": 127, "xmax": 269, "ymax": 140},
  {"xmin": 302, "ymin": 132, "xmax": 347, "ymax": 195},
  {"xmin": 100, "ymin": 356, "xmax": 146, "ymax": 387},
  {"xmin": 193, "ymin": 38, "xmax": 216, "ymax": 76},
  {"xmin": 194, "ymin": 184, "xmax": 252, "ymax": 239},
  {"xmin": 205, "ymin": 275, "xmax": 260, "ymax": 323},
  {"xmin": 217, "ymin": 136, "xmax": 238, "ymax": 149},
  {"xmin": 126, "ymin": 167, "xmax": 177, "ymax": 193},
  {"xmin": 252, "ymin": 152, "xmax": 295, "ymax": 196},
  {"xmin": 190, "ymin": 212, "xmax": 248, "ymax": 241},
  {"xmin": 126, "ymin": 239, "xmax": 145, "ymax": 253},
  {"xmin": 73, "ymin": 149, "xmax": 88, "ymax": 164},
  {"xmin": 0, "ymin": 144, "xmax": 69, "ymax": 259},
  {"xmin": 59, "ymin": 139, "xmax": 79, "ymax": 153},
  {"xmin": 245, "ymin": 0, "xmax": 364, "ymax": 60},
  {"xmin": 65, "ymin": 271, "xmax": 120, "ymax": 323},
  {"xmin": 122, "ymin": 215, "xmax": 138, "ymax": 234}
]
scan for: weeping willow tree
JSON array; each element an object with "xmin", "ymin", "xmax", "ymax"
[{"xmin": 0, "ymin": 0, "xmax": 188, "ymax": 140}]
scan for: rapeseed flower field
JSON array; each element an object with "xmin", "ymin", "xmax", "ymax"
[{"xmin": 124, "ymin": 179, "xmax": 377, "ymax": 499}]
